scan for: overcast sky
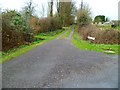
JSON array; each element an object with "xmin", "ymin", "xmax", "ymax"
[{"xmin": 0, "ymin": 0, "xmax": 119, "ymax": 20}]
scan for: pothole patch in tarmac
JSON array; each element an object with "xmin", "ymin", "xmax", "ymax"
[{"xmin": 36, "ymin": 61, "xmax": 108, "ymax": 88}]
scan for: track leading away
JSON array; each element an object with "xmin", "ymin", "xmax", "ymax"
[{"xmin": 2, "ymin": 29, "xmax": 118, "ymax": 88}]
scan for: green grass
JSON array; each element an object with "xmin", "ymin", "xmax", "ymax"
[
  {"xmin": 1, "ymin": 29, "xmax": 66, "ymax": 63},
  {"xmin": 72, "ymin": 29, "xmax": 120, "ymax": 54},
  {"xmin": 96, "ymin": 25, "xmax": 120, "ymax": 31},
  {"xmin": 60, "ymin": 28, "xmax": 72, "ymax": 39},
  {"xmin": 114, "ymin": 26, "xmax": 120, "ymax": 31}
]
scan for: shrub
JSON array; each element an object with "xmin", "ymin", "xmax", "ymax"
[
  {"xmin": 29, "ymin": 16, "xmax": 41, "ymax": 34},
  {"xmin": 78, "ymin": 25, "xmax": 120, "ymax": 44},
  {"xmin": 38, "ymin": 17, "xmax": 62, "ymax": 32},
  {"xmin": 2, "ymin": 10, "xmax": 34, "ymax": 51},
  {"xmin": 77, "ymin": 3, "xmax": 92, "ymax": 27}
]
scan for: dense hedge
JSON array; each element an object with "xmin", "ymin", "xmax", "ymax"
[
  {"xmin": 39, "ymin": 17, "xmax": 62, "ymax": 32},
  {"xmin": 29, "ymin": 16, "xmax": 41, "ymax": 34},
  {"xmin": 2, "ymin": 10, "xmax": 63, "ymax": 51},
  {"xmin": 2, "ymin": 10, "xmax": 34, "ymax": 51}
]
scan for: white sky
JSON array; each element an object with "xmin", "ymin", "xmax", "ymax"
[{"xmin": 0, "ymin": 0, "xmax": 119, "ymax": 20}]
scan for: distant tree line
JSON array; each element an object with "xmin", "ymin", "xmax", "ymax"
[
  {"xmin": 2, "ymin": 0, "xmax": 99, "ymax": 51},
  {"xmin": 93, "ymin": 15, "xmax": 111, "ymax": 24},
  {"xmin": 94, "ymin": 15, "xmax": 105, "ymax": 24},
  {"xmin": 2, "ymin": 0, "xmax": 77, "ymax": 51}
]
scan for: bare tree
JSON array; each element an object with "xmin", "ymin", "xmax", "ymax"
[
  {"xmin": 56, "ymin": 0, "xmax": 60, "ymax": 17},
  {"xmin": 50, "ymin": 0, "xmax": 54, "ymax": 17},
  {"xmin": 80, "ymin": 0, "xmax": 83, "ymax": 10},
  {"xmin": 55, "ymin": 0, "xmax": 76, "ymax": 26},
  {"xmin": 77, "ymin": 1, "xmax": 92, "ymax": 26},
  {"xmin": 22, "ymin": 0, "xmax": 35, "ymax": 21},
  {"xmin": 21, "ymin": 0, "xmax": 35, "ymax": 42},
  {"xmin": 48, "ymin": 0, "xmax": 54, "ymax": 17},
  {"xmin": 39, "ymin": 3, "xmax": 45, "ymax": 17}
]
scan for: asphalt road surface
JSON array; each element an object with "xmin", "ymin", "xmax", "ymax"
[{"xmin": 2, "ymin": 29, "xmax": 118, "ymax": 88}]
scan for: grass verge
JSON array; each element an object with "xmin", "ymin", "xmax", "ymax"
[
  {"xmin": 60, "ymin": 28, "xmax": 73, "ymax": 39},
  {"xmin": 1, "ymin": 29, "xmax": 66, "ymax": 63},
  {"xmin": 72, "ymin": 29, "xmax": 120, "ymax": 54}
]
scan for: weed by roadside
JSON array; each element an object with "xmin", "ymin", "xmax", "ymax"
[
  {"xmin": 0, "ymin": 29, "xmax": 66, "ymax": 63},
  {"xmin": 78, "ymin": 25, "xmax": 120, "ymax": 44},
  {"xmin": 60, "ymin": 25, "xmax": 75, "ymax": 39},
  {"xmin": 72, "ymin": 29, "xmax": 120, "ymax": 54}
]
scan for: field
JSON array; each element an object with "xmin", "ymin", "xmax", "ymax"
[{"xmin": 96, "ymin": 25, "xmax": 120, "ymax": 31}]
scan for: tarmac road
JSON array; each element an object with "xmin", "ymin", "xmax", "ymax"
[{"xmin": 2, "ymin": 29, "xmax": 118, "ymax": 88}]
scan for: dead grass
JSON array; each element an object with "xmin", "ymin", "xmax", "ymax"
[{"xmin": 78, "ymin": 25, "xmax": 120, "ymax": 44}]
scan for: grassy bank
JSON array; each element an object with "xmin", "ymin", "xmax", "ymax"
[
  {"xmin": 60, "ymin": 26, "xmax": 74, "ymax": 39},
  {"xmin": 72, "ymin": 29, "xmax": 120, "ymax": 54},
  {"xmin": 60, "ymin": 29, "xmax": 72, "ymax": 39},
  {"xmin": 1, "ymin": 29, "xmax": 66, "ymax": 63}
]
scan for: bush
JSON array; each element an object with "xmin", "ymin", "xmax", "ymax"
[
  {"xmin": 39, "ymin": 17, "xmax": 62, "ymax": 32},
  {"xmin": 2, "ymin": 10, "xmax": 34, "ymax": 51},
  {"xmin": 29, "ymin": 16, "xmax": 41, "ymax": 34},
  {"xmin": 77, "ymin": 11, "xmax": 91, "ymax": 27},
  {"xmin": 78, "ymin": 25, "xmax": 120, "ymax": 44},
  {"xmin": 77, "ymin": 3, "xmax": 92, "ymax": 27}
]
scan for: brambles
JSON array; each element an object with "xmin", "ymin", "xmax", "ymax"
[
  {"xmin": 39, "ymin": 17, "xmax": 62, "ymax": 32},
  {"xmin": 29, "ymin": 16, "xmax": 41, "ymax": 34},
  {"xmin": 78, "ymin": 25, "xmax": 120, "ymax": 44}
]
